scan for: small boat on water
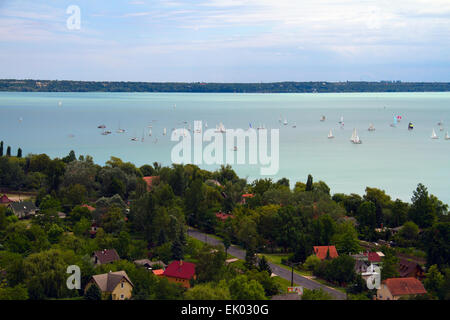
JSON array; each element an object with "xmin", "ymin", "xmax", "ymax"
[
  {"xmin": 320, "ymin": 115, "xmax": 326, "ymax": 122},
  {"xmin": 339, "ymin": 116, "xmax": 344, "ymax": 124},
  {"xmin": 328, "ymin": 129, "xmax": 334, "ymax": 139},
  {"xmin": 445, "ymin": 132, "xmax": 450, "ymax": 140},
  {"xmin": 117, "ymin": 121, "xmax": 125, "ymax": 133},
  {"xmin": 148, "ymin": 128, "xmax": 152, "ymax": 136},
  {"xmin": 215, "ymin": 122, "xmax": 226, "ymax": 133},
  {"xmin": 390, "ymin": 115, "xmax": 398, "ymax": 127},
  {"xmin": 233, "ymin": 146, "xmax": 238, "ymax": 151},
  {"xmin": 98, "ymin": 124, "xmax": 106, "ymax": 129},
  {"xmin": 431, "ymin": 129, "xmax": 439, "ymax": 139},
  {"xmin": 283, "ymin": 118, "xmax": 288, "ymax": 126},
  {"xmin": 292, "ymin": 122, "xmax": 297, "ymax": 128},
  {"xmin": 101, "ymin": 130, "xmax": 111, "ymax": 135},
  {"xmin": 437, "ymin": 120, "xmax": 443, "ymax": 126},
  {"xmin": 163, "ymin": 128, "xmax": 167, "ymax": 136},
  {"xmin": 350, "ymin": 128, "xmax": 362, "ymax": 144},
  {"xmin": 408, "ymin": 122, "xmax": 414, "ymax": 130},
  {"xmin": 368, "ymin": 123, "xmax": 375, "ymax": 131},
  {"xmin": 439, "ymin": 125, "xmax": 444, "ymax": 131}
]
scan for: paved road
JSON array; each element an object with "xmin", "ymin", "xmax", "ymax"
[{"xmin": 188, "ymin": 228, "xmax": 347, "ymax": 300}]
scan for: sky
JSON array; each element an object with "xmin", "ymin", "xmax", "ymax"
[{"xmin": 0, "ymin": 0, "xmax": 449, "ymax": 82}]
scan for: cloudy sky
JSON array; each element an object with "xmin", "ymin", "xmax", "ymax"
[{"xmin": 0, "ymin": 0, "xmax": 449, "ymax": 82}]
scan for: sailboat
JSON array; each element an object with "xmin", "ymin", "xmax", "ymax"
[
  {"xmin": 141, "ymin": 129, "xmax": 145, "ymax": 142},
  {"xmin": 368, "ymin": 123, "xmax": 375, "ymax": 131},
  {"xmin": 215, "ymin": 122, "xmax": 226, "ymax": 133},
  {"xmin": 445, "ymin": 131, "xmax": 450, "ymax": 140},
  {"xmin": 339, "ymin": 116, "xmax": 344, "ymax": 124},
  {"xmin": 194, "ymin": 122, "xmax": 202, "ymax": 133},
  {"xmin": 205, "ymin": 121, "xmax": 208, "ymax": 129},
  {"xmin": 148, "ymin": 128, "xmax": 152, "ymax": 136},
  {"xmin": 163, "ymin": 128, "xmax": 167, "ymax": 136},
  {"xmin": 437, "ymin": 120, "xmax": 443, "ymax": 126},
  {"xmin": 350, "ymin": 128, "xmax": 362, "ymax": 144},
  {"xmin": 292, "ymin": 122, "xmax": 297, "ymax": 128},
  {"xmin": 439, "ymin": 125, "xmax": 444, "ymax": 131},
  {"xmin": 97, "ymin": 124, "xmax": 106, "ymax": 129},
  {"xmin": 320, "ymin": 115, "xmax": 326, "ymax": 122},
  {"xmin": 117, "ymin": 121, "xmax": 125, "ymax": 133},
  {"xmin": 283, "ymin": 118, "xmax": 288, "ymax": 126},
  {"xmin": 408, "ymin": 122, "xmax": 414, "ymax": 130},
  {"xmin": 328, "ymin": 129, "xmax": 334, "ymax": 139},
  {"xmin": 390, "ymin": 115, "xmax": 398, "ymax": 127},
  {"xmin": 431, "ymin": 129, "xmax": 439, "ymax": 139}
]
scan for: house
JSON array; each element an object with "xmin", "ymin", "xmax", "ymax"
[
  {"xmin": 81, "ymin": 204, "xmax": 96, "ymax": 212},
  {"xmin": 90, "ymin": 222, "xmax": 98, "ymax": 238},
  {"xmin": 8, "ymin": 201, "xmax": 38, "ymax": 219},
  {"xmin": 92, "ymin": 249, "xmax": 120, "ymax": 266},
  {"xmin": 240, "ymin": 193, "xmax": 254, "ymax": 204},
  {"xmin": 0, "ymin": 194, "xmax": 13, "ymax": 205},
  {"xmin": 215, "ymin": 211, "xmax": 234, "ymax": 222},
  {"xmin": 377, "ymin": 277, "xmax": 427, "ymax": 300},
  {"xmin": 152, "ymin": 269, "xmax": 164, "ymax": 277},
  {"xmin": 85, "ymin": 271, "xmax": 133, "ymax": 300},
  {"xmin": 142, "ymin": 176, "xmax": 160, "ymax": 192},
  {"xmin": 134, "ymin": 259, "xmax": 167, "ymax": 270},
  {"xmin": 363, "ymin": 251, "xmax": 383, "ymax": 265},
  {"xmin": 163, "ymin": 260, "xmax": 196, "ymax": 288},
  {"xmin": 205, "ymin": 179, "xmax": 223, "ymax": 188},
  {"xmin": 313, "ymin": 246, "xmax": 339, "ymax": 260},
  {"xmin": 398, "ymin": 259, "xmax": 425, "ymax": 281}
]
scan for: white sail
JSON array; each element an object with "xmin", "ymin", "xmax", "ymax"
[
  {"xmin": 445, "ymin": 131, "xmax": 450, "ymax": 140},
  {"xmin": 205, "ymin": 121, "xmax": 208, "ymax": 128},
  {"xmin": 283, "ymin": 118, "xmax": 288, "ymax": 125},
  {"xmin": 351, "ymin": 128, "xmax": 362, "ymax": 144},
  {"xmin": 431, "ymin": 129, "xmax": 438, "ymax": 139},
  {"xmin": 328, "ymin": 129, "xmax": 334, "ymax": 139},
  {"xmin": 148, "ymin": 128, "xmax": 152, "ymax": 136},
  {"xmin": 163, "ymin": 128, "xmax": 167, "ymax": 136},
  {"xmin": 368, "ymin": 123, "xmax": 375, "ymax": 131}
]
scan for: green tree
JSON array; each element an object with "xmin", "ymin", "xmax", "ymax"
[
  {"xmin": 171, "ymin": 239, "xmax": 184, "ymax": 261},
  {"xmin": 332, "ymin": 222, "xmax": 361, "ymax": 255},
  {"xmin": 6, "ymin": 146, "xmax": 11, "ymax": 157},
  {"xmin": 303, "ymin": 254, "xmax": 321, "ymax": 272},
  {"xmin": 195, "ymin": 246, "xmax": 227, "ymax": 283},
  {"xmin": 258, "ymin": 256, "xmax": 272, "ymax": 275},
  {"xmin": 84, "ymin": 284, "xmax": 102, "ymax": 300},
  {"xmin": 409, "ymin": 184, "xmax": 436, "ymax": 228},
  {"xmin": 228, "ymin": 275, "xmax": 266, "ymax": 300},
  {"xmin": 0, "ymin": 141, "xmax": 3, "ymax": 156},
  {"xmin": 424, "ymin": 265, "xmax": 445, "ymax": 299},
  {"xmin": 305, "ymin": 174, "xmax": 313, "ymax": 191},
  {"xmin": 184, "ymin": 281, "xmax": 231, "ymax": 300},
  {"xmin": 17, "ymin": 148, "xmax": 22, "ymax": 158},
  {"xmin": 381, "ymin": 249, "xmax": 400, "ymax": 280},
  {"xmin": 302, "ymin": 288, "xmax": 333, "ymax": 300}
]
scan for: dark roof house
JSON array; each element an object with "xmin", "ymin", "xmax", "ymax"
[
  {"xmin": 92, "ymin": 249, "xmax": 120, "ymax": 266},
  {"xmin": 8, "ymin": 201, "xmax": 38, "ymax": 219},
  {"xmin": 398, "ymin": 259, "xmax": 425, "ymax": 280}
]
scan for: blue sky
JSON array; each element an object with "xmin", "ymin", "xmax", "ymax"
[{"xmin": 1, "ymin": 0, "xmax": 449, "ymax": 82}]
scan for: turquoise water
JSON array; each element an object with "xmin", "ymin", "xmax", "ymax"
[{"xmin": 0, "ymin": 92, "xmax": 449, "ymax": 204}]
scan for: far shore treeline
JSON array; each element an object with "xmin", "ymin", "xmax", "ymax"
[{"xmin": 2, "ymin": 79, "xmax": 450, "ymax": 93}]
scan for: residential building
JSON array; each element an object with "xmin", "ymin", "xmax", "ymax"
[
  {"xmin": 92, "ymin": 249, "xmax": 120, "ymax": 266},
  {"xmin": 134, "ymin": 259, "xmax": 167, "ymax": 270},
  {"xmin": 8, "ymin": 201, "xmax": 38, "ymax": 219},
  {"xmin": 398, "ymin": 259, "xmax": 425, "ymax": 281},
  {"xmin": 377, "ymin": 277, "xmax": 427, "ymax": 300},
  {"xmin": 142, "ymin": 176, "xmax": 160, "ymax": 192},
  {"xmin": 313, "ymin": 246, "xmax": 339, "ymax": 260},
  {"xmin": 85, "ymin": 271, "xmax": 133, "ymax": 300},
  {"xmin": 163, "ymin": 260, "xmax": 196, "ymax": 288}
]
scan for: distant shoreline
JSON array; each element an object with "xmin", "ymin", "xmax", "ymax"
[{"xmin": 2, "ymin": 79, "xmax": 450, "ymax": 93}]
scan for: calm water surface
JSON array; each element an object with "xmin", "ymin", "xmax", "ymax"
[{"xmin": 0, "ymin": 92, "xmax": 449, "ymax": 204}]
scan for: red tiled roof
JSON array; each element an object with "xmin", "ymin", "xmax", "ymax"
[
  {"xmin": 215, "ymin": 212, "xmax": 234, "ymax": 221},
  {"xmin": 81, "ymin": 204, "xmax": 95, "ymax": 212},
  {"xmin": 0, "ymin": 195, "xmax": 13, "ymax": 204},
  {"xmin": 383, "ymin": 277, "xmax": 427, "ymax": 296},
  {"xmin": 313, "ymin": 246, "xmax": 339, "ymax": 260},
  {"xmin": 242, "ymin": 194, "xmax": 254, "ymax": 198},
  {"xmin": 143, "ymin": 176, "xmax": 160, "ymax": 191},
  {"xmin": 364, "ymin": 252, "xmax": 382, "ymax": 262},
  {"xmin": 163, "ymin": 261, "xmax": 195, "ymax": 280},
  {"xmin": 152, "ymin": 269, "xmax": 164, "ymax": 276}
]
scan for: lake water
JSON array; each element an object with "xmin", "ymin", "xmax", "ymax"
[{"xmin": 0, "ymin": 92, "xmax": 449, "ymax": 204}]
